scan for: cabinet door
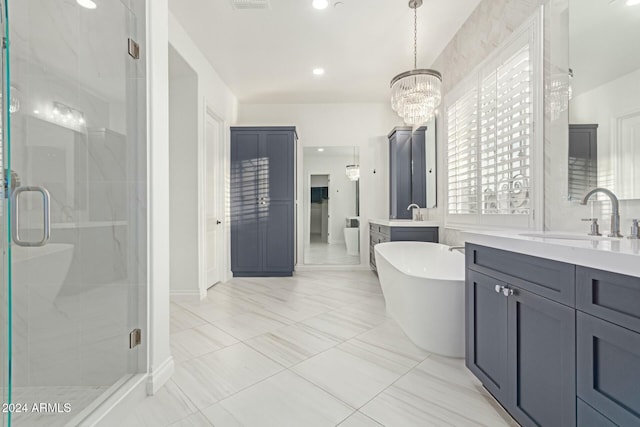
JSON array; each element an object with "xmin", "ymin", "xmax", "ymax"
[
  {"xmin": 577, "ymin": 312, "xmax": 640, "ymax": 427},
  {"xmin": 261, "ymin": 131, "xmax": 294, "ymax": 274},
  {"xmin": 466, "ymin": 270, "xmax": 509, "ymax": 403},
  {"xmin": 389, "ymin": 130, "xmax": 412, "ymax": 219},
  {"xmin": 507, "ymin": 287, "xmax": 576, "ymax": 427},
  {"xmin": 231, "ymin": 131, "xmax": 261, "ymax": 273}
]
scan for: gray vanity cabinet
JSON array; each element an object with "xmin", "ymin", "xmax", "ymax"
[
  {"xmin": 575, "ymin": 267, "xmax": 640, "ymax": 426},
  {"xmin": 466, "ymin": 244, "xmax": 576, "ymax": 427},
  {"xmin": 230, "ymin": 127, "xmax": 296, "ymax": 277},
  {"xmin": 466, "ymin": 270, "xmax": 509, "ymax": 402},
  {"xmin": 369, "ymin": 223, "xmax": 438, "ymax": 271},
  {"xmin": 388, "ymin": 127, "xmax": 426, "ymax": 219}
]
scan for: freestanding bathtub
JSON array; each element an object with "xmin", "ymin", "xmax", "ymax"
[{"xmin": 375, "ymin": 241, "xmax": 466, "ymax": 358}]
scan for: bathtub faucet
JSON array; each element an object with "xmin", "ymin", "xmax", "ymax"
[{"xmin": 407, "ymin": 203, "xmax": 422, "ymax": 221}]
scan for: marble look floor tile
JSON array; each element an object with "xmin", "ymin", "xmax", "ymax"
[
  {"xmin": 301, "ymin": 308, "xmax": 386, "ymax": 342},
  {"xmin": 204, "ymin": 370, "xmax": 354, "ymax": 427},
  {"xmin": 172, "ymin": 343, "xmax": 284, "ymax": 409},
  {"xmin": 121, "ymin": 380, "xmax": 197, "ymax": 427},
  {"xmin": 360, "ymin": 357, "xmax": 517, "ymax": 427},
  {"xmin": 350, "ymin": 319, "xmax": 430, "ymax": 368},
  {"xmin": 212, "ymin": 309, "xmax": 293, "ymax": 340},
  {"xmin": 292, "ymin": 341, "xmax": 411, "ymax": 408},
  {"xmin": 168, "ymin": 411, "xmax": 214, "ymax": 427},
  {"xmin": 338, "ymin": 411, "xmax": 384, "ymax": 427},
  {"xmin": 170, "ymin": 324, "xmax": 239, "ymax": 363},
  {"xmin": 170, "ymin": 309, "xmax": 207, "ymax": 334},
  {"xmin": 245, "ymin": 322, "xmax": 342, "ymax": 367}
]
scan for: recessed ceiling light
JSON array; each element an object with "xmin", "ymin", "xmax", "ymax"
[
  {"xmin": 317, "ymin": 148, "xmax": 325, "ymax": 152},
  {"xmin": 312, "ymin": 0, "xmax": 329, "ymax": 10},
  {"xmin": 626, "ymin": 0, "xmax": 640, "ymax": 5},
  {"xmin": 77, "ymin": 0, "xmax": 97, "ymax": 9},
  {"xmin": 313, "ymin": 68, "xmax": 325, "ymax": 76}
]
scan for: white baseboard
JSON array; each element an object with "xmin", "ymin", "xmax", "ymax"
[
  {"xmin": 81, "ymin": 374, "xmax": 148, "ymax": 427},
  {"xmin": 170, "ymin": 290, "xmax": 201, "ymax": 297},
  {"xmin": 147, "ymin": 356, "xmax": 175, "ymax": 395}
]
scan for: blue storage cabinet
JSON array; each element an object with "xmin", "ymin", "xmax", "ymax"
[
  {"xmin": 230, "ymin": 127, "xmax": 296, "ymax": 277},
  {"xmin": 388, "ymin": 126, "xmax": 426, "ymax": 219}
]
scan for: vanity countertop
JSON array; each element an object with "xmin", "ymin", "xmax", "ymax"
[
  {"xmin": 369, "ymin": 219, "xmax": 440, "ymax": 228},
  {"xmin": 461, "ymin": 229, "xmax": 640, "ymax": 278}
]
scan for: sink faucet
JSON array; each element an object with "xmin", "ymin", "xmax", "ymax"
[
  {"xmin": 581, "ymin": 188, "xmax": 623, "ymax": 238},
  {"xmin": 407, "ymin": 203, "xmax": 421, "ymax": 221}
]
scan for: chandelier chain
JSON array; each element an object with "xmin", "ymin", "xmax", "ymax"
[{"xmin": 413, "ymin": 4, "xmax": 417, "ymax": 69}]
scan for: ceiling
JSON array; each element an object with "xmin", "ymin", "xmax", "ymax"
[
  {"xmin": 168, "ymin": 0, "xmax": 482, "ymax": 104},
  {"xmin": 570, "ymin": 0, "xmax": 640, "ymax": 95}
]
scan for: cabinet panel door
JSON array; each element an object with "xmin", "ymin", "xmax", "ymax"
[
  {"xmin": 389, "ymin": 131, "xmax": 412, "ymax": 219},
  {"xmin": 263, "ymin": 131, "xmax": 294, "ymax": 201},
  {"xmin": 577, "ymin": 312, "xmax": 640, "ymax": 427},
  {"xmin": 466, "ymin": 270, "xmax": 509, "ymax": 402},
  {"xmin": 231, "ymin": 132, "xmax": 261, "ymax": 273},
  {"xmin": 507, "ymin": 287, "xmax": 576, "ymax": 427},
  {"xmin": 262, "ymin": 201, "xmax": 293, "ymax": 274},
  {"xmin": 577, "ymin": 399, "xmax": 617, "ymax": 427}
]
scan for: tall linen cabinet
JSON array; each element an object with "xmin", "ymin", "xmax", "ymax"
[{"xmin": 230, "ymin": 127, "xmax": 297, "ymax": 276}]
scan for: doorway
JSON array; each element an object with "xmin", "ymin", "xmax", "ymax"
[
  {"xmin": 309, "ymin": 174, "xmax": 330, "ymax": 244},
  {"xmin": 204, "ymin": 109, "xmax": 224, "ymax": 288}
]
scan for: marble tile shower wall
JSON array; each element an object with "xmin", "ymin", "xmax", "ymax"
[{"xmin": 418, "ymin": 0, "xmax": 628, "ymax": 244}]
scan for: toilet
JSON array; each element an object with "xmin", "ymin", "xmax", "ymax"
[{"xmin": 344, "ymin": 217, "xmax": 360, "ymax": 256}]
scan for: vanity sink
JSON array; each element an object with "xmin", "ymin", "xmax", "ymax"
[{"xmin": 519, "ymin": 232, "xmax": 615, "ymax": 241}]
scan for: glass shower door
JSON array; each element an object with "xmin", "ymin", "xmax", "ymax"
[{"xmin": 2, "ymin": 0, "xmax": 147, "ymax": 425}]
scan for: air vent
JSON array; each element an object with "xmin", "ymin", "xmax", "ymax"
[{"xmin": 230, "ymin": 0, "xmax": 270, "ymax": 10}]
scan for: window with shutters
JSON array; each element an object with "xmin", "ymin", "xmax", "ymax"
[{"xmin": 445, "ymin": 8, "xmax": 543, "ymax": 228}]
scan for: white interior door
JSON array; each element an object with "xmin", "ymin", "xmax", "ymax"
[{"xmin": 205, "ymin": 112, "xmax": 222, "ymax": 287}]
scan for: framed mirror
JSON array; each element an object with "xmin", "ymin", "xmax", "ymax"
[
  {"xmin": 568, "ymin": 0, "xmax": 640, "ymax": 201},
  {"xmin": 303, "ymin": 146, "xmax": 360, "ymax": 265}
]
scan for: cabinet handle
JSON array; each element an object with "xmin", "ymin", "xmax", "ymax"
[
  {"xmin": 502, "ymin": 287, "xmax": 514, "ymax": 297},
  {"xmin": 494, "ymin": 285, "xmax": 502, "ymax": 294}
]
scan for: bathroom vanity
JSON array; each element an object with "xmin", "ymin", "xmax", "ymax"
[
  {"xmin": 462, "ymin": 231, "xmax": 640, "ymax": 427},
  {"xmin": 368, "ymin": 220, "xmax": 439, "ymax": 271}
]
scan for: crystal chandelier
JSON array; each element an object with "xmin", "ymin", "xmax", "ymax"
[
  {"xmin": 345, "ymin": 147, "xmax": 360, "ymax": 181},
  {"xmin": 546, "ymin": 68, "xmax": 573, "ymax": 121},
  {"xmin": 390, "ymin": 0, "xmax": 442, "ymax": 126}
]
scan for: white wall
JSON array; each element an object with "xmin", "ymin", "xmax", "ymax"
[
  {"xmin": 238, "ymin": 103, "xmax": 399, "ymax": 267},
  {"xmin": 169, "ymin": 47, "xmax": 200, "ymax": 294},
  {"xmin": 168, "ymin": 12, "xmax": 239, "ymax": 286},
  {"xmin": 305, "ymin": 154, "xmax": 358, "ymax": 245}
]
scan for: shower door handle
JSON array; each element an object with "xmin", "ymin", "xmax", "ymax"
[{"xmin": 11, "ymin": 186, "xmax": 51, "ymax": 247}]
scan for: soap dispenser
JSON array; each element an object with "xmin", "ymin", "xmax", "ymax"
[{"xmin": 629, "ymin": 219, "xmax": 640, "ymax": 239}]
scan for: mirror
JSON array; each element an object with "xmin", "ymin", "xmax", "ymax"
[
  {"xmin": 423, "ymin": 117, "xmax": 437, "ymax": 208},
  {"xmin": 568, "ymin": 0, "xmax": 640, "ymax": 200},
  {"xmin": 303, "ymin": 146, "xmax": 360, "ymax": 265}
]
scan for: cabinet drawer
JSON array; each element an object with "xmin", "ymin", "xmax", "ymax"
[
  {"xmin": 577, "ymin": 399, "xmax": 617, "ymax": 427},
  {"xmin": 577, "ymin": 266, "xmax": 640, "ymax": 332},
  {"xmin": 577, "ymin": 312, "xmax": 640, "ymax": 426},
  {"xmin": 466, "ymin": 244, "xmax": 576, "ymax": 306}
]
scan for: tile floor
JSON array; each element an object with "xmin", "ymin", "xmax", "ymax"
[
  {"xmin": 123, "ymin": 271, "xmax": 518, "ymax": 427},
  {"xmin": 304, "ymin": 238, "xmax": 360, "ymax": 265}
]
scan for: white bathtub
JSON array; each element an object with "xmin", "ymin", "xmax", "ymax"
[{"xmin": 375, "ymin": 241, "xmax": 466, "ymax": 358}]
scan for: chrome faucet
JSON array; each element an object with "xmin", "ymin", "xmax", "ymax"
[
  {"xmin": 581, "ymin": 188, "xmax": 623, "ymax": 238},
  {"xmin": 407, "ymin": 203, "xmax": 421, "ymax": 221}
]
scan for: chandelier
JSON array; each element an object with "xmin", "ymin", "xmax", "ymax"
[
  {"xmin": 390, "ymin": 0, "xmax": 442, "ymax": 126},
  {"xmin": 345, "ymin": 147, "xmax": 360, "ymax": 181}
]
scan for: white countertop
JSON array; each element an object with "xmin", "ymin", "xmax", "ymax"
[
  {"xmin": 369, "ymin": 219, "xmax": 441, "ymax": 227},
  {"xmin": 461, "ymin": 229, "xmax": 640, "ymax": 278}
]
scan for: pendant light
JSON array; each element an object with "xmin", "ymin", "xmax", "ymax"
[
  {"xmin": 345, "ymin": 147, "xmax": 360, "ymax": 181},
  {"xmin": 390, "ymin": 0, "xmax": 442, "ymax": 126}
]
